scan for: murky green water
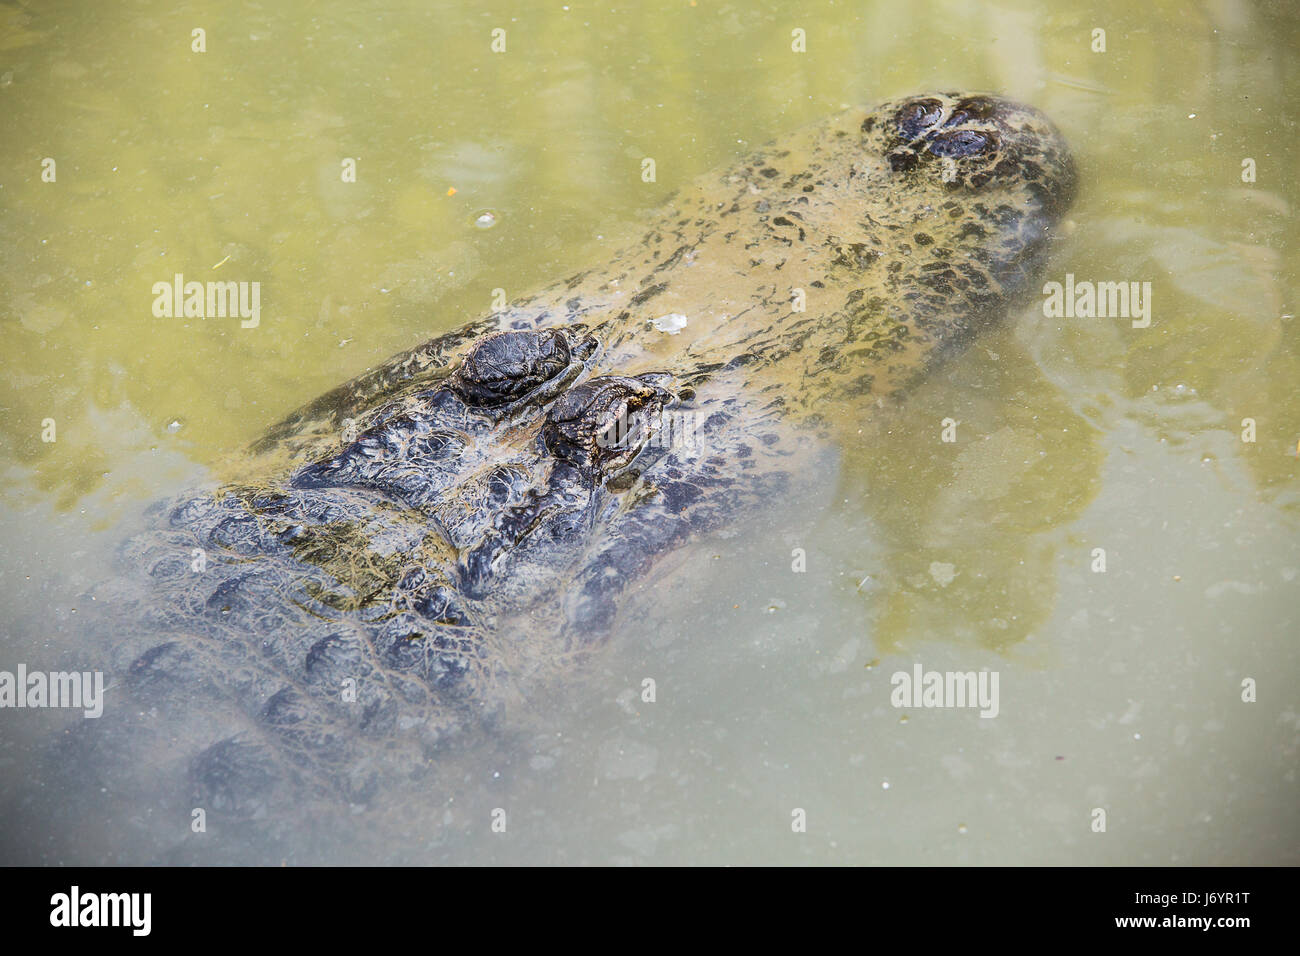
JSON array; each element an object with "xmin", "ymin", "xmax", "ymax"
[{"xmin": 1, "ymin": 0, "xmax": 1296, "ymax": 864}]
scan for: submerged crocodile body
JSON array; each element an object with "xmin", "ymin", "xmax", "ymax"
[{"xmin": 36, "ymin": 93, "xmax": 1076, "ymax": 846}]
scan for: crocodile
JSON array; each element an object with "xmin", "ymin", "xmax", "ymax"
[{"xmin": 18, "ymin": 92, "xmax": 1076, "ymax": 858}]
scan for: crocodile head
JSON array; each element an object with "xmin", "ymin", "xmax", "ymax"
[
  {"xmin": 864, "ymin": 91, "xmax": 1077, "ymax": 216},
  {"xmin": 120, "ymin": 92, "xmax": 1078, "ymax": 809}
]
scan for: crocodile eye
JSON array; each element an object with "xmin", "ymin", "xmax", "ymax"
[
  {"xmin": 450, "ymin": 329, "xmax": 573, "ymax": 407},
  {"xmin": 542, "ymin": 375, "xmax": 672, "ymax": 480},
  {"xmin": 928, "ymin": 129, "xmax": 996, "ymax": 158},
  {"xmin": 895, "ymin": 98, "xmax": 944, "ymax": 140}
]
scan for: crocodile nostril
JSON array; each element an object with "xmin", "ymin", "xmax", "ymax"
[
  {"xmin": 894, "ymin": 98, "xmax": 944, "ymax": 140},
  {"xmin": 945, "ymin": 97, "xmax": 997, "ymax": 127},
  {"xmin": 928, "ymin": 129, "xmax": 996, "ymax": 158}
]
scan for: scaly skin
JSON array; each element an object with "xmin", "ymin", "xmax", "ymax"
[{"xmin": 72, "ymin": 93, "xmax": 1076, "ymax": 834}]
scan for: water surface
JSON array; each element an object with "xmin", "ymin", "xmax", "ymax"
[{"xmin": 1, "ymin": 0, "xmax": 1296, "ymax": 864}]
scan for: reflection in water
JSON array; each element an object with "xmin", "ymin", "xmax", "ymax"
[{"xmin": 838, "ymin": 331, "xmax": 1105, "ymax": 654}]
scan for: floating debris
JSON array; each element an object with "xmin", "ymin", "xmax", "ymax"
[{"xmin": 650, "ymin": 312, "xmax": 688, "ymax": 334}]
